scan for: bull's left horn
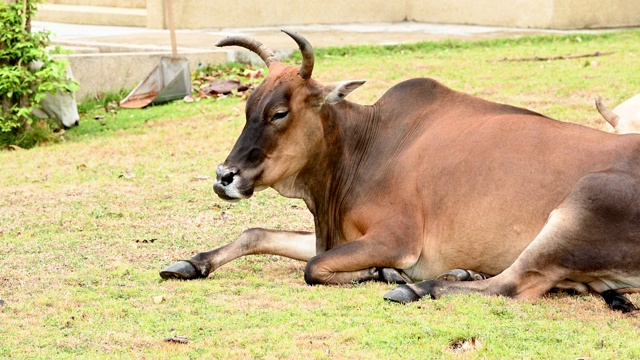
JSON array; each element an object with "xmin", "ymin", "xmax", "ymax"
[
  {"xmin": 282, "ymin": 30, "xmax": 315, "ymax": 80},
  {"xmin": 595, "ymin": 97, "xmax": 620, "ymax": 128},
  {"xmin": 216, "ymin": 36, "xmax": 278, "ymax": 67}
]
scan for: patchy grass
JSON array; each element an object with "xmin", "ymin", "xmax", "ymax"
[
  {"xmin": 1, "ymin": 30, "xmax": 640, "ymax": 359},
  {"xmin": 0, "ymin": 119, "xmax": 64, "ymax": 149},
  {"xmin": 307, "ymin": 30, "xmax": 640, "ymax": 129}
]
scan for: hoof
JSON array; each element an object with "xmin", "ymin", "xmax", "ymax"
[
  {"xmin": 469, "ymin": 270, "xmax": 489, "ymax": 281},
  {"xmin": 436, "ymin": 269, "xmax": 471, "ymax": 282},
  {"xmin": 378, "ymin": 268, "xmax": 412, "ymax": 284},
  {"xmin": 383, "ymin": 284, "xmax": 421, "ymax": 304},
  {"xmin": 159, "ymin": 261, "xmax": 202, "ymax": 280},
  {"xmin": 602, "ymin": 290, "xmax": 639, "ymax": 313}
]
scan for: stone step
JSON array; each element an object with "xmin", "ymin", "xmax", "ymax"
[
  {"xmin": 44, "ymin": 0, "xmax": 145, "ymax": 9},
  {"xmin": 35, "ymin": 4, "xmax": 147, "ymax": 27}
]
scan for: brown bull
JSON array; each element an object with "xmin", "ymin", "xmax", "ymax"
[{"xmin": 161, "ymin": 31, "xmax": 640, "ymax": 312}]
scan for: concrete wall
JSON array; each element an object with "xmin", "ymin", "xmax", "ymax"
[
  {"xmin": 145, "ymin": 0, "xmax": 640, "ymax": 30},
  {"xmin": 147, "ymin": 0, "xmax": 407, "ymax": 29},
  {"xmin": 407, "ymin": 0, "xmax": 640, "ymax": 29},
  {"xmin": 36, "ymin": 0, "xmax": 640, "ymax": 29},
  {"xmin": 45, "ymin": 0, "xmax": 145, "ymax": 7}
]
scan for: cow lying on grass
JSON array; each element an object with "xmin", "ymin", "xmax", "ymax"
[
  {"xmin": 596, "ymin": 95, "xmax": 640, "ymax": 134},
  {"xmin": 28, "ymin": 60, "xmax": 79, "ymax": 129},
  {"xmin": 161, "ymin": 31, "xmax": 640, "ymax": 312}
]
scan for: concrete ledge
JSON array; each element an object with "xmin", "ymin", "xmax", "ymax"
[
  {"xmin": 51, "ymin": 39, "xmax": 170, "ymax": 53},
  {"xmin": 55, "ymin": 50, "xmax": 228, "ymax": 100},
  {"xmin": 45, "ymin": 0, "xmax": 146, "ymax": 8}
]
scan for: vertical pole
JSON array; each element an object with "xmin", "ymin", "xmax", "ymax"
[{"xmin": 166, "ymin": 0, "xmax": 178, "ymax": 56}]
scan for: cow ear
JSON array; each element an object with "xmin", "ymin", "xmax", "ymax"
[{"xmin": 323, "ymin": 80, "xmax": 366, "ymax": 104}]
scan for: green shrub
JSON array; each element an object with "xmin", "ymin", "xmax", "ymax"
[{"xmin": 0, "ymin": 0, "xmax": 78, "ymax": 148}]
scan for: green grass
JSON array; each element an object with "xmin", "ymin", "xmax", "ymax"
[{"xmin": 1, "ymin": 30, "xmax": 640, "ymax": 359}]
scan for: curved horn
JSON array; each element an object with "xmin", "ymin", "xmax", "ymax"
[
  {"xmin": 216, "ymin": 36, "xmax": 278, "ymax": 67},
  {"xmin": 595, "ymin": 97, "xmax": 620, "ymax": 128},
  {"xmin": 282, "ymin": 30, "xmax": 315, "ymax": 80}
]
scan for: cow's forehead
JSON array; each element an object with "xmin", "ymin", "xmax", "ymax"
[
  {"xmin": 266, "ymin": 63, "xmax": 299, "ymax": 83},
  {"xmin": 247, "ymin": 64, "xmax": 309, "ymax": 109}
]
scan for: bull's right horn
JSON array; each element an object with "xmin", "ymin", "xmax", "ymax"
[
  {"xmin": 216, "ymin": 36, "xmax": 278, "ymax": 68},
  {"xmin": 595, "ymin": 97, "xmax": 620, "ymax": 128}
]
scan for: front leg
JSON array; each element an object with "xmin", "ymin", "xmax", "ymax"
[
  {"xmin": 160, "ymin": 228, "xmax": 316, "ymax": 280},
  {"xmin": 303, "ymin": 235, "xmax": 417, "ymax": 285}
]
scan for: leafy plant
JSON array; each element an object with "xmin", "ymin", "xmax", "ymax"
[{"xmin": 0, "ymin": 0, "xmax": 78, "ymax": 147}]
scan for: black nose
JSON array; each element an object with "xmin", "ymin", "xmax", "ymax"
[
  {"xmin": 217, "ymin": 166, "xmax": 238, "ymax": 187},
  {"xmin": 220, "ymin": 172, "xmax": 235, "ymax": 186},
  {"xmin": 63, "ymin": 119, "xmax": 79, "ymax": 129}
]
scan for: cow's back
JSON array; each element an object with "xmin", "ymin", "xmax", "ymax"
[{"xmin": 352, "ymin": 78, "xmax": 640, "ymax": 280}]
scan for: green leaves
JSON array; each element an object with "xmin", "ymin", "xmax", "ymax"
[{"xmin": 0, "ymin": 0, "xmax": 78, "ymax": 147}]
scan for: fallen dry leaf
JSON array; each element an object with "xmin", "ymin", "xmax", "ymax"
[
  {"xmin": 183, "ymin": 95, "xmax": 195, "ymax": 103},
  {"xmin": 199, "ymin": 79, "xmax": 249, "ymax": 97},
  {"xmin": 243, "ymin": 68, "xmax": 264, "ymax": 79},
  {"xmin": 164, "ymin": 335, "xmax": 188, "ymax": 344},
  {"xmin": 191, "ymin": 175, "xmax": 211, "ymax": 181},
  {"xmin": 119, "ymin": 169, "xmax": 136, "ymax": 179},
  {"xmin": 240, "ymin": 90, "xmax": 252, "ymax": 101},
  {"xmin": 76, "ymin": 164, "xmax": 87, "ymax": 170},
  {"xmin": 448, "ymin": 337, "xmax": 482, "ymax": 352},
  {"xmin": 106, "ymin": 101, "xmax": 119, "ymax": 112}
]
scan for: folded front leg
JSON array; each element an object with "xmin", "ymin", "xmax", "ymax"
[{"xmin": 304, "ymin": 236, "xmax": 417, "ymax": 285}]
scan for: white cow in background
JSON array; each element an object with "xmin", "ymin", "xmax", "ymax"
[
  {"xmin": 595, "ymin": 95, "xmax": 640, "ymax": 134},
  {"xmin": 28, "ymin": 60, "xmax": 80, "ymax": 129}
]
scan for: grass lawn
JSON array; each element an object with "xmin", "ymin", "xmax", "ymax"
[{"xmin": 1, "ymin": 30, "xmax": 640, "ymax": 359}]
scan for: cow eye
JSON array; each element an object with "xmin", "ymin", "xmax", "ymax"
[{"xmin": 271, "ymin": 110, "xmax": 289, "ymax": 122}]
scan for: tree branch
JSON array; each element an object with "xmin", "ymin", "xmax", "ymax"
[{"xmin": 493, "ymin": 51, "xmax": 614, "ymax": 62}]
